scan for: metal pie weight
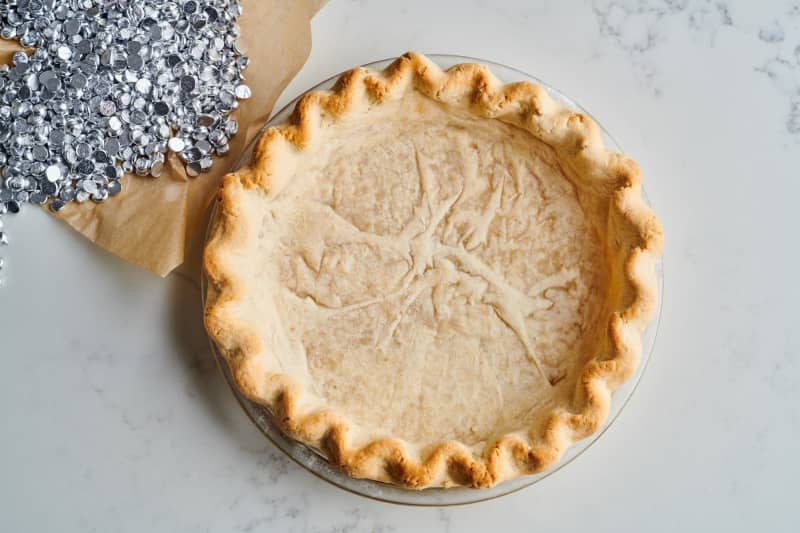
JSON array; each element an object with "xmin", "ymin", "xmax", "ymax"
[{"xmin": 0, "ymin": 0, "xmax": 251, "ymax": 285}]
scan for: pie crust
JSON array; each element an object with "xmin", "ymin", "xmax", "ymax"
[{"xmin": 204, "ymin": 52, "xmax": 663, "ymax": 489}]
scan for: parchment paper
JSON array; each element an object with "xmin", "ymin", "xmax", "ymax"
[{"xmin": 0, "ymin": 0, "xmax": 326, "ymax": 277}]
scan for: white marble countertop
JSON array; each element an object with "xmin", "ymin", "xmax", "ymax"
[{"xmin": 1, "ymin": 1, "xmax": 797, "ymax": 531}]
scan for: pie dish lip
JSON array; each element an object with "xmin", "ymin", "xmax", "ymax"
[
  {"xmin": 202, "ymin": 55, "xmax": 664, "ymax": 506},
  {"xmin": 202, "ymin": 54, "xmax": 664, "ymax": 505},
  {"xmin": 202, "ymin": 52, "xmax": 664, "ymax": 496}
]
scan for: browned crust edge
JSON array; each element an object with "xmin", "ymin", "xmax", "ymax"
[{"xmin": 203, "ymin": 52, "xmax": 664, "ymax": 489}]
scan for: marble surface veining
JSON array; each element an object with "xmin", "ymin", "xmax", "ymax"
[{"xmin": 0, "ymin": 1, "xmax": 797, "ymax": 532}]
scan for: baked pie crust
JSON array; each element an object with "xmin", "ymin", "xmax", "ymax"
[{"xmin": 204, "ymin": 52, "xmax": 663, "ymax": 489}]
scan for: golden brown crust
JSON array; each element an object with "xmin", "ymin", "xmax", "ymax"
[{"xmin": 203, "ymin": 52, "xmax": 663, "ymax": 489}]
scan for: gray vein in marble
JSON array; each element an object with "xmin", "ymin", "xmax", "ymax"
[
  {"xmin": 307, "ymin": 508, "xmax": 397, "ymax": 533},
  {"xmin": 234, "ymin": 496, "xmax": 290, "ymax": 532},
  {"xmin": 247, "ymin": 447, "xmax": 295, "ymax": 486},
  {"xmin": 593, "ymin": 0, "xmax": 800, "ymax": 136},
  {"xmin": 758, "ymin": 20, "xmax": 785, "ymax": 43},
  {"xmin": 687, "ymin": 1, "xmax": 734, "ymax": 44},
  {"xmin": 591, "ymin": 0, "xmax": 735, "ymax": 96},
  {"xmin": 436, "ymin": 508, "xmax": 454, "ymax": 533},
  {"xmin": 753, "ymin": 9, "xmax": 800, "ymax": 136}
]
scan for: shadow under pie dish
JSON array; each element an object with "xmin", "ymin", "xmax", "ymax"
[{"xmin": 203, "ymin": 52, "xmax": 663, "ymax": 489}]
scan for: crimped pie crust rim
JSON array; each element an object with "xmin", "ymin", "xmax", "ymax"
[{"xmin": 203, "ymin": 52, "xmax": 664, "ymax": 489}]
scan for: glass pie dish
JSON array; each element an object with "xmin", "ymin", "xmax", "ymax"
[{"xmin": 202, "ymin": 54, "xmax": 664, "ymax": 506}]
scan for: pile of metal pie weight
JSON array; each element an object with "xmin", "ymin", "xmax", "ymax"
[{"xmin": 0, "ymin": 0, "xmax": 251, "ymax": 284}]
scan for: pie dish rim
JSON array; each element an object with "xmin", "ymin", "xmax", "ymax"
[{"xmin": 203, "ymin": 52, "xmax": 664, "ymax": 490}]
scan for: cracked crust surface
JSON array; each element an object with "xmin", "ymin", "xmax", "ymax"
[{"xmin": 204, "ymin": 53, "xmax": 663, "ymax": 488}]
